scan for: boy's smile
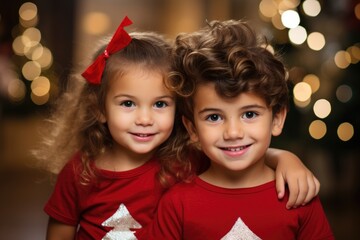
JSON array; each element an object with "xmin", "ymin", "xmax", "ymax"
[
  {"xmin": 183, "ymin": 82, "xmax": 286, "ymax": 187},
  {"xmin": 219, "ymin": 143, "xmax": 252, "ymax": 157}
]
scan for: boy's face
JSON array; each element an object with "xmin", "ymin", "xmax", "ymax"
[
  {"xmin": 183, "ymin": 82, "xmax": 286, "ymax": 174},
  {"xmin": 101, "ymin": 64, "xmax": 175, "ymax": 160}
]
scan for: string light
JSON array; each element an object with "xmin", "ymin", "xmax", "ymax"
[{"xmin": 9, "ymin": 2, "xmax": 55, "ymax": 105}]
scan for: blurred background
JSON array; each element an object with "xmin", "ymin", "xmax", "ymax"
[{"xmin": 0, "ymin": 0, "xmax": 359, "ymax": 239}]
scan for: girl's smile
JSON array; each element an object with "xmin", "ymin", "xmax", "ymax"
[
  {"xmin": 101, "ymin": 63, "xmax": 175, "ymax": 165},
  {"xmin": 129, "ymin": 132, "xmax": 157, "ymax": 142}
]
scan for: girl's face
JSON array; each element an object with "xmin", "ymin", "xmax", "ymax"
[{"xmin": 101, "ymin": 64, "xmax": 175, "ymax": 161}]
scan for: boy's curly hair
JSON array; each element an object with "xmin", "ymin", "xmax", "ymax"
[{"xmin": 159, "ymin": 19, "xmax": 289, "ymax": 185}]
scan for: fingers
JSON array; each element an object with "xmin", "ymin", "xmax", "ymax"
[
  {"xmin": 314, "ymin": 176, "xmax": 321, "ymax": 195},
  {"xmin": 286, "ymin": 178, "xmax": 301, "ymax": 209},
  {"xmin": 275, "ymin": 171, "xmax": 285, "ymax": 199},
  {"xmin": 286, "ymin": 172, "xmax": 321, "ymax": 209},
  {"xmin": 302, "ymin": 175, "xmax": 321, "ymax": 205}
]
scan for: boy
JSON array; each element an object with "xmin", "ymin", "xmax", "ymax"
[{"xmin": 149, "ymin": 19, "xmax": 334, "ymax": 239}]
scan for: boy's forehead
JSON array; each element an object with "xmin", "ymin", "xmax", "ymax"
[{"xmin": 193, "ymin": 83, "xmax": 266, "ymax": 106}]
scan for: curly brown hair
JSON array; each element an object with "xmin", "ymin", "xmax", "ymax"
[
  {"xmin": 159, "ymin": 19, "xmax": 290, "ymax": 185},
  {"xmin": 33, "ymin": 31, "xmax": 179, "ymax": 185}
]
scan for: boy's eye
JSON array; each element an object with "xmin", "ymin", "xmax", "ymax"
[
  {"xmin": 154, "ymin": 101, "xmax": 168, "ymax": 108},
  {"xmin": 206, "ymin": 114, "xmax": 222, "ymax": 122},
  {"xmin": 121, "ymin": 101, "xmax": 135, "ymax": 107},
  {"xmin": 242, "ymin": 111, "xmax": 258, "ymax": 119}
]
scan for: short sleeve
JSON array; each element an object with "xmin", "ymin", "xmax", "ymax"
[{"xmin": 44, "ymin": 155, "xmax": 82, "ymax": 226}]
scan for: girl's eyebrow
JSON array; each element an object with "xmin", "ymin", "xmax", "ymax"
[
  {"xmin": 157, "ymin": 95, "xmax": 175, "ymax": 99},
  {"xmin": 113, "ymin": 94, "xmax": 174, "ymax": 100}
]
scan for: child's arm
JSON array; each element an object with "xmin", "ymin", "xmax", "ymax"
[
  {"xmin": 266, "ymin": 148, "xmax": 320, "ymax": 209},
  {"xmin": 46, "ymin": 217, "xmax": 76, "ymax": 240}
]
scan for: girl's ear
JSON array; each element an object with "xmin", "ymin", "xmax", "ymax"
[
  {"xmin": 272, "ymin": 108, "xmax": 287, "ymax": 137},
  {"xmin": 99, "ymin": 111, "xmax": 107, "ymax": 123},
  {"xmin": 182, "ymin": 116, "xmax": 199, "ymax": 143}
]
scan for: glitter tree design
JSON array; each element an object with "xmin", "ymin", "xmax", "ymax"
[{"xmin": 102, "ymin": 203, "xmax": 142, "ymax": 240}]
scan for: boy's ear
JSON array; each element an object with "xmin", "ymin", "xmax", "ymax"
[
  {"xmin": 272, "ymin": 108, "xmax": 287, "ymax": 136},
  {"xmin": 182, "ymin": 116, "xmax": 199, "ymax": 143}
]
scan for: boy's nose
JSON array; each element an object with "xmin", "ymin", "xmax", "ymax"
[{"xmin": 223, "ymin": 119, "xmax": 244, "ymax": 140}]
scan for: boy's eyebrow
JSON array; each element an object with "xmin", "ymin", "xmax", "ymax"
[
  {"xmin": 197, "ymin": 104, "xmax": 266, "ymax": 114},
  {"xmin": 198, "ymin": 108, "xmax": 221, "ymax": 114},
  {"xmin": 239, "ymin": 104, "xmax": 267, "ymax": 110}
]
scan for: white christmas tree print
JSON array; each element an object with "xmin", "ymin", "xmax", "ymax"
[
  {"xmin": 221, "ymin": 217, "xmax": 261, "ymax": 240},
  {"xmin": 101, "ymin": 203, "xmax": 142, "ymax": 240}
]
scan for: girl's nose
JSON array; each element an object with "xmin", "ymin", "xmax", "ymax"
[
  {"xmin": 223, "ymin": 118, "xmax": 244, "ymax": 140},
  {"xmin": 135, "ymin": 108, "xmax": 154, "ymax": 126}
]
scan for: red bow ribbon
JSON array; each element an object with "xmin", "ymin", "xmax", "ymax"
[{"xmin": 82, "ymin": 16, "xmax": 133, "ymax": 84}]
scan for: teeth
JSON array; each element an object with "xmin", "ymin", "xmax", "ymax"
[
  {"xmin": 138, "ymin": 134, "xmax": 148, "ymax": 137},
  {"xmin": 227, "ymin": 146, "xmax": 245, "ymax": 151}
]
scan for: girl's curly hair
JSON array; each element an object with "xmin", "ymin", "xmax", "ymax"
[{"xmin": 33, "ymin": 31, "xmax": 177, "ymax": 185}]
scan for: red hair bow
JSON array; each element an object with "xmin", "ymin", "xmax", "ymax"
[{"xmin": 82, "ymin": 16, "xmax": 133, "ymax": 84}]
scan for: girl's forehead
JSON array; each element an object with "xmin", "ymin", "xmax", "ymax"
[{"xmin": 107, "ymin": 65, "xmax": 173, "ymax": 96}]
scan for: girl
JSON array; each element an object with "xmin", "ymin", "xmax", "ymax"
[{"xmin": 34, "ymin": 17, "xmax": 319, "ymax": 239}]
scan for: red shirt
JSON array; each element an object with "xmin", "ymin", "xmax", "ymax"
[
  {"xmin": 44, "ymin": 153, "xmax": 165, "ymax": 239},
  {"xmin": 150, "ymin": 177, "xmax": 334, "ymax": 240}
]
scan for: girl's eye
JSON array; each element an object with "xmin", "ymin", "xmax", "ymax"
[
  {"xmin": 154, "ymin": 101, "xmax": 168, "ymax": 108},
  {"xmin": 206, "ymin": 114, "xmax": 222, "ymax": 122},
  {"xmin": 242, "ymin": 111, "xmax": 258, "ymax": 119},
  {"xmin": 121, "ymin": 101, "xmax": 135, "ymax": 108}
]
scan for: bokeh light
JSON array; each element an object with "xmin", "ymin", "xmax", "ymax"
[
  {"xmin": 19, "ymin": 2, "xmax": 37, "ymax": 21},
  {"xmin": 309, "ymin": 120, "xmax": 327, "ymax": 139},
  {"xmin": 337, "ymin": 122, "xmax": 354, "ymax": 141},
  {"xmin": 31, "ymin": 92, "xmax": 49, "ymax": 105},
  {"xmin": 35, "ymin": 47, "xmax": 53, "ymax": 69},
  {"xmin": 271, "ymin": 13, "xmax": 286, "ymax": 30},
  {"xmin": 336, "ymin": 84, "xmax": 353, "ymax": 103},
  {"xmin": 12, "ymin": 36, "xmax": 28, "ymax": 56},
  {"xmin": 302, "ymin": 0, "xmax": 321, "ymax": 17},
  {"xmin": 303, "ymin": 74, "xmax": 320, "ymax": 93},
  {"xmin": 8, "ymin": 79, "xmax": 26, "ymax": 102},
  {"xmin": 313, "ymin": 99, "xmax": 331, "ymax": 119},
  {"xmin": 288, "ymin": 25, "xmax": 307, "ymax": 45},
  {"xmin": 334, "ymin": 50, "xmax": 351, "ymax": 69},
  {"xmin": 278, "ymin": 0, "xmax": 300, "ymax": 11},
  {"xmin": 307, "ymin": 32, "xmax": 325, "ymax": 51},
  {"xmin": 23, "ymin": 27, "xmax": 41, "ymax": 46},
  {"xmin": 22, "ymin": 61, "xmax": 41, "ymax": 80},
  {"xmin": 293, "ymin": 97, "xmax": 311, "ymax": 108},
  {"xmin": 293, "ymin": 82, "xmax": 312, "ymax": 102},
  {"xmin": 31, "ymin": 76, "xmax": 51, "ymax": 97},
  {"xmin": 281, "ymin": 10, "xmax": 300, "ymax": 29},
  {"xmin": 355, "ymin": 3, "xmax": 360, "ymax": 20},
  {"xmin": 347, "ymin": 45, "xmax": 360, "ymax": 64},
  {"xmin": 83, "ymin": 12, "xmax": 111, "ymax": 35},
  {"xmin": 259, "ymin": 0, "xmax": 277, "ymax": 18}
]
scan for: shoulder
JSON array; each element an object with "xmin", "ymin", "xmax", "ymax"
[
  {"xmin": 161, "ymin": 181, "xmax": 197, "ymax": 201},
  {"xmin": 56, "ymin": 152, "xmax": 84, "ymax": 182}
]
